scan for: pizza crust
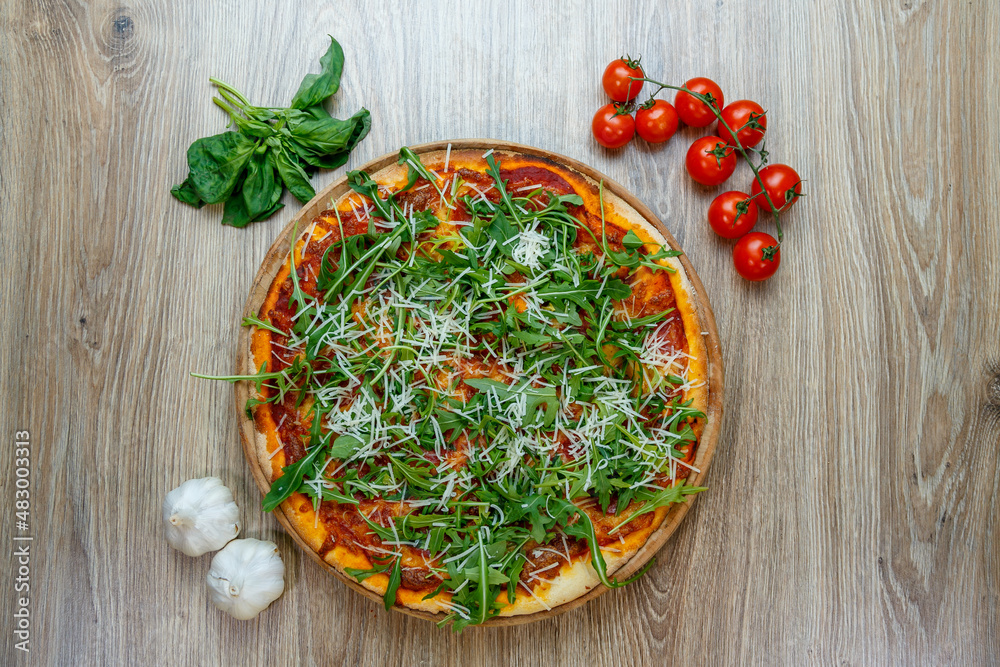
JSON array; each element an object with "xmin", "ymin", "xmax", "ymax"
[{"xmin": 244, "ymin": 146, "xmax": 711, "ymax": 618}]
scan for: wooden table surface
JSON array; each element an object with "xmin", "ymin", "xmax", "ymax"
[{"xmin": 2, "ymin": 0, "xmax": 998, "ymax": 664}]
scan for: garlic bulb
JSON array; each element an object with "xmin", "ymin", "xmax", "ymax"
[
  {"xmin": 206, "ymin": 538, "xmax": 285, "ymax": 620},
  {"xmin": 162, "ymin": 477, "xmax": 240, "ymax": 556}
]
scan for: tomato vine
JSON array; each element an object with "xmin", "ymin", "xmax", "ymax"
[{"xmin": 634, "ymin": 76, "xmax": 804, "ymax": 248}]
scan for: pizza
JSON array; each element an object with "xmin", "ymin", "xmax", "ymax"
[{"xmin": 237, "ymin": 144, "xmax": 716, "ymax": 628}]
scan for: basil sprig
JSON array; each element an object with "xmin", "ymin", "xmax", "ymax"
[{"xmin": 171, "ymin": 36, "xmax": 371, "ymax": 227}]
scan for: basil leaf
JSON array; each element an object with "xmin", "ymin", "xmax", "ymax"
[
  {"xmin": 289, "ymin": 116, "xmax": 358, "ymax": 153},
  {"xmin": 185, "ymin": 131, "xmax": 256, "ymax": 204},
  {"xmin": 274, "ymin": 148, "xmax": 316, "ymax": 203},
  {"xmin": 242, "ymin": 151, "xmax": 282, "ymax": 220},
  {"xmin": 290, "ymin": 36, "xmax": 345, "ymax": 109},
  {"xmin": 289, "ymin": 108, "xmax": 371, "ymax": 169},
  {"xmin": 170, "ymin": 177, "xmax": 205, "ymax": 208},
  {"xmin": 250, "ymin": 200, "xmax": 285, "ymax": 223},
  {"xmin": 303, "ymin": 104, "xmax": 332, "ymax": 121},
  {"xmin": 221, "ymin": 191, "xmax": 251, "ymax": 228},
  {"xmin": 308, "ymin": 110, "xmax": 371, "ymax": 170},
  {"xmin": 232, "ymin": 114, "xmax": 275, "ymax": 139},
  {"xmin": 173, "ymin": 38, "xmax": 369, "ymax": 227}
]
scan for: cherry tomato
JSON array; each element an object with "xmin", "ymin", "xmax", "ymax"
[
  {"xmin": 635, "ymin": 99, "xmax": 679, "ymax": 143},
  {"xmin": 675, "ymin": 77, "xmax": 724, "ymax": 127},
  {"xmin": 685, "ymin": 136, "xmax": 736, "ymax": 186},
  {"xmin": 733, "ymin": 232, "xmax": 780, "ymax": 281},
  {"xmin": 708, "ymin": 191, "xmax": 758, "ymax": 239},
  {"xmin": 602, "ymin": 58, "xmax": 645, "ymax": 102},
  {"xmin": 592, "ymin": 104, "xmax": 635, "ymax": 148},
  {"xmin": 750, "ymin": 164, "xmax": 803, "ymax": 212},
  {"xmin": 718, "ymin": 100, "xmax": 767, "ymax": 148}
]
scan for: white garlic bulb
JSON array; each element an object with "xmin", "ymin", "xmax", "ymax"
[
  {"xmin": 162, "ymin": 477, "xmax": 240, "ymax": 556},
  {"xmin": 206, "ymin": 538, "xmax": 285, "ymax": 620}
]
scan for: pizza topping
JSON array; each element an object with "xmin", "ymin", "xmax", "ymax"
[
  {"xmin": 206, "ymin": 538, "xmax": 285, "ymax": 620},
  {"xmin": 222, "ymin": 148, "xmax": 708, "ymax": 628},
  {"xmin": 162, "ymin": 477, "xmax": 241, "ymax": 557}
]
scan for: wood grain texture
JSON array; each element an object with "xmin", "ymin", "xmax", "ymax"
[{"xmin": 1, "ymin": 0, "xmax": 997, "ymax": 664}]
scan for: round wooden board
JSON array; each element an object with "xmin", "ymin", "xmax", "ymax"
[{"xmin": 234, "ymin": 139, "xmax": 725, "ymax": 626}]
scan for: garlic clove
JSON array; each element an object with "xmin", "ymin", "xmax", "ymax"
[
  {"xmin": 206, "ymin": 538, "xmax": 285, "ymax": 620},
  {"xmin": 162, "ymin": 477, "xmax": 240, "ymax": 557}
]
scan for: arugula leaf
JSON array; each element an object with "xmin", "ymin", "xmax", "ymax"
[
  {"xmin": 240, "ymin": 315, "xmax": 285, "ymax": 336},
  {"xmin": 475, "ymin": 534, "xmax": 491, "ymax": 624},
  {"xmin": 507, "ymin": 555, "xmax": 525, "ymax": 604},
  {"xmin": 622, "ymin": 229, "xmax": 644, "ymax": 250},
  {"xmin": 509, "ymin": 330, "xmax": 552, "ymax": 345},
  {"xmin": 484, "ymin": 153, "xmax": 519, "ymax": 223},
  {"xmin": 383, "ymin": 557, "xmax": 402, "ymax": 610},
  {"xmin": 548, "ymin": 499, "xmax": 639, "ymax": 589},
  {"xmin": 463, "ymin": 378, "xmax": 558, "ymax": 428},
  {"xmin": 508, "ymin": 495, "xmax": 551, "ymax": 542},
  {"xmin": 291, "ymin": 36, "xmax": 345, "ymax": 109},
  {"xmin": 329, "ymin": 434, "xmax": 364, "ymax": 459},
  {"xmin": 536, "ymin": 279, "xmax": 631, "ymax": 308},
  {"xmin": 345, "ymin": 562, "xmax": 389, "ymax": 582},
  {"xmin": 487, "ymin": 213, "xmax": 518, "ymax": 251},
  {"xmin": 398, "ymin": 146, "xmax": 440, "ymax": 191},
  {"xmin": 261, "ymin": 442, "xmax": 325, "ymax": 512},
  {"xmin": 609, "ymin": 480, "xmax": 706, "ymax": 534}
]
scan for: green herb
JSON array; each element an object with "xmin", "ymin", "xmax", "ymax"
[
  {"xmin": 171, "ymin": 36, "xmax": 371, "ymax": 227},
  {"xmin": 383, "ymin": 558, "xmax": 403, "ymax": 610},
  {"xmin": 261, "ymin": 438, "xmax": 326, "ymax": 512}
]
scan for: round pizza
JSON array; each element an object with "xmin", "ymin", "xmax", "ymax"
[{"xmin": 236, "ymin": 143, "xmax": 719, "ymax": 628}]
